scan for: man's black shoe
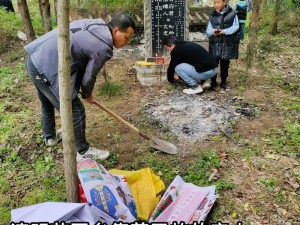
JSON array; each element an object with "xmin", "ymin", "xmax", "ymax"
[{"xmin": 220, "ymin": 82, "xmax": 230, "ymax": 90}]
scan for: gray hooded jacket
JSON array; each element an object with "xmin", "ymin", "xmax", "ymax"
[{"xmin": 24, "ymin": 19, "xmax": 113, "ymax": 100}]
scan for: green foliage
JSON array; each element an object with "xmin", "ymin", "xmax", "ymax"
[
  {"xmin": 127, "ymin": 152, "xmax": 180, "ymax": 183},
  {"xmin": 257, "ymin": 38, "xmax": 277, "ymax": 52},
  {"xmin": 264, "ymin": 121, "xmax": 300, "ymax": 155},
  {"xmin": 0, "ymin": 65, "xmax": 26, "ymax": 91},
  {"xmin": 0, "ymin": 206, "xmax": 11, "ymax": 225},
  {"xmin": 238, "ymin": 146, "xmax": 260, "ymax": 158},
  {"xmin": 272, "ymin": 75, "xmax": 300, "ymax": 92},
  {"xmin": 282, "ymin": 98, "xmax": 300, "ymax": 112},
  {"xmin": 0, "ymin": 9, "xmax": 22, "ymax": 51},
  {"xmin": 258, "ymin": 0, "xmax": 300, "ymax": 35},
  {"xmin": 34, "ymin": 156, "xmax": 55, "ymax": 175},
  {"xmin": 258, "ymin": 177, "xmax": 276, "ymax": 192},
  {"xmin": 21, "ymin": 188, "xmax": 66, "ymax": 206},
  {"xmin": 97, "ymin": 69, "xmax": 125, "ymax": 96},
  {"xmin": 104, "ymin": 0, "xmax": 142, "ymax": 15},
  {"xmin": 0, "ymin": 67, "xmax": 15, "ymax": 91},
  {"xmin": 71, "ymin": 0, "xmax": 143, "ymax": 16},
  {"xmin": 0, "ymin": 177, "xmax": 10, "ymax": 193},
  {"xmin": 183, "ymin": 151, "xmax": 220, "ymax": 183},
  {"xmin": 282, "ymin": 0, "xmax": 300, "ymax": 11},
  {"xmin": 102, "ymin": 151, "xmax": 120, "ymax": 167},
  {"xmin": 98, "ymin": 81, "xmax": 124, "ymax": 97},
  {"xmin": 291, "ymin": 0, "xmax": 300, "ymax": 8},
  {"xmin": 182, "ymin": 150, "xmax": 233, "ymax": 192},
  {"xmin": 0, "ymin": 108, "xmax": 16, "ymax": 143},
  {"xmin": 0, "ymin": 61, "xmax": 66, "ymax": 224},
  {"xmin": 0, "ymin": 65, "xmax": 28, "ymax": 143}
]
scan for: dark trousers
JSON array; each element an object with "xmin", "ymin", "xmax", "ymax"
[
  {"xmin": 211, "ymin": 59, "xmax": 230, "ymax": 84},
  {"xmin": 25, "ymin": 56, "xmax": 89, "ymax": 154},
  {"xmin": 239, "ymin": 23, "xmax": 245, "ymax": 41}
]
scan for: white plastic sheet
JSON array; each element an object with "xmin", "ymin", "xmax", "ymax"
[{"xmin": 11, "ymin": 202, "xmax": 114, "ymax": 224}]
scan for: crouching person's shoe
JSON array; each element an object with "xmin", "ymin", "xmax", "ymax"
[
  {"xmin": 44, "ymin": 129, "xmax": 62, "ymax": 147},
  {"xmin": 201, "ymin": 80, "xmax": 211, "ymax": 90},
  {"xmin": 183, "ymin": 84, "xmax": 203, "ymax": 95},
  {"xmin": 77, "ymin": 147, "xmax": 110, "ymax": 162}
]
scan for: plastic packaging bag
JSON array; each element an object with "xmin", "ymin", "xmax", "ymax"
[
  {"xmin": 110, "ymin": 167, "xmax": 165, "ymax": 220},
  {"xmin": 77, "ymin": 159, "xmax": 137, "ymax": 222}
]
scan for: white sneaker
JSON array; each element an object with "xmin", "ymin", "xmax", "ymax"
[
  {"xmin": 183, "ymin": 85, "xmax": 203, "ymax": 95},
  {"xmin": 44, "ymin": 129, "xmax": 62, "ymax": 147},
  {"xmin": 76, "ymin": 147, "xmax": 110, "ymax": 162},
  {"xmin": 201, "ymin": 80, "xmax": 211, "ymax": 90}
]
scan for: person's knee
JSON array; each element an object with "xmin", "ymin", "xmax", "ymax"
[
  {"xmin": 175, "ymin": 63, "xmax": 188, "ymax": 76},
  {"xmin": 175, "ymin": 64, "xmax": 183, "ymax": 74}
]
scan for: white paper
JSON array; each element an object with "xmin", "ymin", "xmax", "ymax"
[{"xmin": 11, "ymin": 202, "xmax": 104, "ymax": 224}]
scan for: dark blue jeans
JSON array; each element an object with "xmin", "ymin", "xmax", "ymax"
[{"xmin": 26, "ymin": 56, "xmax": 89, "ymax": 154}]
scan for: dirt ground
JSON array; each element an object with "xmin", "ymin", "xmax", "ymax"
[
  {"xmin": 3, "ymin": 35, "xmax": 299, "ymax": 224},
  {"xmin": 78, "ymin": 57, "xmax": 283, "ymax": 160}
]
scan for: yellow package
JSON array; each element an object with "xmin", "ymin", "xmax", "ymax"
[
  {"xmin": 110, "ymin": 168, "xmax": 165, "ymax": 220},
  {"xmin": 135, "ymin": 61, "xmax": 154, "ymax": 66}
]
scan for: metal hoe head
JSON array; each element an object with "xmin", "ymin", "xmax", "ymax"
[{"xmin": 149, "ymin": 137, "xmax": 178, "ymax": 154}]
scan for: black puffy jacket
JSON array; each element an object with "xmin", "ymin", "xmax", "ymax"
[{"xmin": 208, "ymin": 6, "xmax": 240, "ymax": 60}]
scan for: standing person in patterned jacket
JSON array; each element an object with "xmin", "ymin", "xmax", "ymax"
[
  {"xmin": 206, "ymin": 0, "xmax": 240, "ymax": 90},
  {"xmin": 24, "ymin": 14, "xmax": 135, "ymax": 161}
]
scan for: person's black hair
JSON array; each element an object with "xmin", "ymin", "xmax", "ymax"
[
  {"xmin": 162, "ymin": 35, "xmax": 177, "ymax": 47},
  {"xmin": 109, "ymin": 13, "xmax": 136, "ymax": 33}
]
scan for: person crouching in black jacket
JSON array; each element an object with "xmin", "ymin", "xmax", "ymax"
[{"xmin": 162, "ymin": 35, "xmax": 218, "ymax": 95}]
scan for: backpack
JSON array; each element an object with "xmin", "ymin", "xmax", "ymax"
[{"xmin": 236, "ymin": 3, "xmax": 248, "ymax": 20}]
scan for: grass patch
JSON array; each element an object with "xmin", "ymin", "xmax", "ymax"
[
  {"xmin": 0, "ymin": 111, "xmax": 16, "ymax": 143},
  {"xmin": 238, "ymin": 146, "xmax": 261, "ymax": 158},
  {"xmin": 273, "ymin": 76, "xmax": 300, "ymax": 92},
  {"xmin": 258, "ymin": 177, "xmax": 276, "ymax": 192},
  {"xmin": 102, "ymin": 150, "xmax": 120, "ymax": 168},
  {"xmin": 264, "ymin": 121, "xmax": 300, "ymax": 155},
  {"xmin": 0, "ymin": 67, "xmax": 15, "ymax": 88},
  {"xmin": 0, "ymin": 61, "xmax": 66, "ymax": 224},
  {"xmin": 97, "ymin": 81, "xmax": 124, "ymax": 97},
  {"xmin": 0, "ymin": 9, "xmax": 22, "ymax": 52},
  {"xmin": 282, "ymin": 98, "xmax": 300, "ymax": 113},
  {"xmin": 125, "ymin": 152, "xmax": 180, "ymax": 184},
  {"xmin": 183, "ymin": 150, "xmax": 233, "ymax": 192}
]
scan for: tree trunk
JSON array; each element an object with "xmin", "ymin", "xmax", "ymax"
[
  {"xmin": 57, "ymin": 0, "xmax": 79, "ymax": 203},
  {"xmin": 39, "ymin": 0, "xmax": 52, "ymax": 32},
  {"xmin": 271, "ymin": 0, "xmax": 282, "ymax": 35},
  {"xmin": 17, "ymin": 0, "xmax": 36, "ymax": 42},
  {"xmin": 53, "ymin": 0, "xmax": 57, "ymax": 23},
  {"xmin": 246, "ymin": 0, "xmax": 264, "ymax": 67}
]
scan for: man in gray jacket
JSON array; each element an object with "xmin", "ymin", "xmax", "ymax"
[{"xmin": 25, "ymin": 13, "xmax": 135, "ymax": 161}]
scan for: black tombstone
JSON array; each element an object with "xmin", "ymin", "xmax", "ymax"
[{"xmin": 150, "ymin": 0, "xmax": 186, "ymax": 57}]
